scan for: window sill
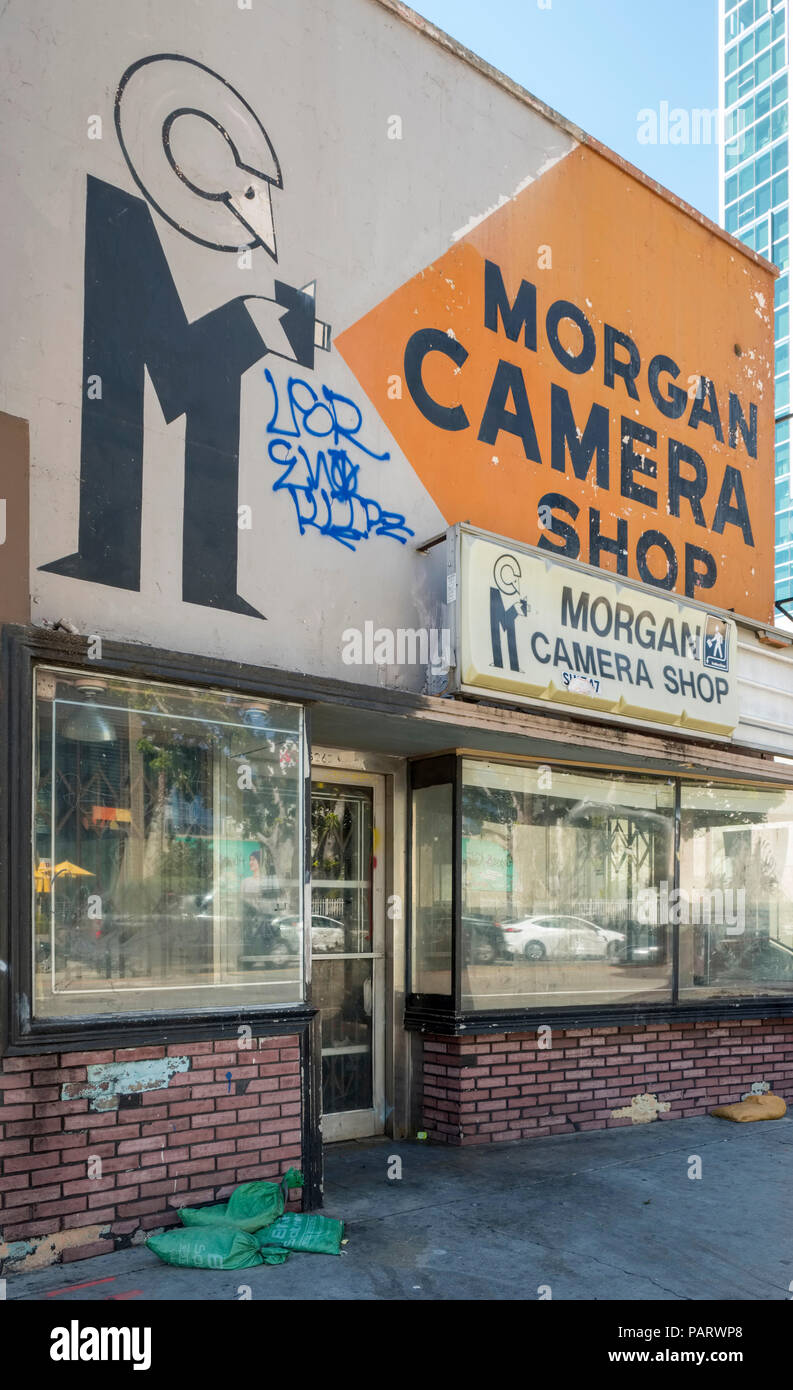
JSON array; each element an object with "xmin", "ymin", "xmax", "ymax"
[
  {"xmin": 4, "ymin": 1002, "xmax": 317, "ymax": 1056},
  {"xmin": 404, "ymin": 995, "xmax": 793, "ymax": 1035}
]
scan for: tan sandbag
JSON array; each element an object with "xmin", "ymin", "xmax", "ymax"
[{"xmin": 710, "ymin": 1092, "xmax": 787, "ymax": 1122}]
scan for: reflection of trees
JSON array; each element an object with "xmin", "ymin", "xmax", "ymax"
[
  {"xmin": 126, "ymin": 720, "xmax": 299, "ymax": 908},
  {"xmin": 462, "ymin": 782, "xmax": 671, "ymax": 916},
  {"xmin": 685, "ymin": 804, "xmax": 782, "ymax": 901},
  {"xmin": 233, "ymin": 741, "xmax": 299, "ymax": 889},
  {"xmin": 462, "ymin": 786, "xmax": 517, "ymax": 835},
  {"xmin": 312, "ymin": 801, "xmax": 344, "ymax": 878},
  {"xmin": 725, "ymin": 829, "xmax": 779, "ymax": 899},
  {"xmin": 136, "ymin": 736, "xmax": 208, "ymax": 886}
]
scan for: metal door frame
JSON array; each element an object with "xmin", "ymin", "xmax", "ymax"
[{"xmin": 310, "ymin": 767, "xmax": 386, "ymax": 1142}]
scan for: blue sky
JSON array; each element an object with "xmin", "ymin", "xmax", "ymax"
[{"xmin": 413, "ymin": 0, "xmax": 721, "ymax": 220}]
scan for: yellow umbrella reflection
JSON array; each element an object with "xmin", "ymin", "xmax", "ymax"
[
  {"xmin": 36, "ymin": 861, "xmax": 96, "ymax": 894},
  {"xmin": 34, "ymin": 860, "xmax": 52, "ymax": 893}
]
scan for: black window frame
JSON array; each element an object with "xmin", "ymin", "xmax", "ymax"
[
  {"xmin": 405, "ymin": 752, "xmax": 793, "ymax": 1035},
  {"xmin": 1, "ymin": 624, "xmax": 320, "ymax": 1055}
]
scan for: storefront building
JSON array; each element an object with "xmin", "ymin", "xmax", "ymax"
[{"xmin": 2, "ymin": 0, "xmax": 793, "ymax": 1272}]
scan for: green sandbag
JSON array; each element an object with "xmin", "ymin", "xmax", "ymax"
[
  {"xmin": 178, "ymin": 1168, "xmax": 305, "ymax": 1233},
  {"xmin": 258, "ymin": 1212, "xmax": 344, "ymax": 1256},
  {"xmin": 146, "ymin": 1225, "xmax": 263, "ymax": 1270}
]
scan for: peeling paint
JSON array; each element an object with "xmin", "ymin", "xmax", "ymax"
[
  {"xmin": 611, "ymin": 1092, "xmax": 671, "ymax": 1124},
  {"xmin": 450, "ymin": 148, "xmax": 574, "ymax": 242},
  {"xmin": 743, "ymin": 1080, "xmax": 770, "ymax": 1098},
  {"xmin": 0, "ymin": 1223, "xmax": 110, "ymax": 1273},
  {"xmin": 61, "ymin": 1056, "xmax": 189, "ymax": 1111}
]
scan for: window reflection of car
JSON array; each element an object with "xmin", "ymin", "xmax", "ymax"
[
  {"xmin": 462, "ymin": 914, "xmax": 510, "ymax": 965},
  {"xmin": 307, "ymin": 915, "xmax": 345, "ymax": 953},
  {"xmin": 501, "ymin": 915, "xmax": 626, "ymax": 961},
  {"xmin": 272, "ymin": 914, "xmax": 345, "ymax": 954},
  {"xmin": 238, "ymin": 913, "xmax": 344, "ymax": 969}
]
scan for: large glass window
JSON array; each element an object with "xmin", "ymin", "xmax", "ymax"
[
  {"xmin": 33, "ymin": 667, "xmax": 304, "ymax": 1017},
  {"xmin": 408, "ymin": 757, "xmax": 793, "ymax": 1020},
  {"xmin": 411, "ymin": 781, "xmax": 453, "ymax": 995},
  {"xmin": 459, "ymin": 761, "xmax": 674, "ymax": 1010},
  {"xmin": 679, "ymin": 784, "xmax": 793, "ymax": 997}
]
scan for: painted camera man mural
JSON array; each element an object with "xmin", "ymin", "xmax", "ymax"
[{"xmin": 42, "ymin": 54, "xmax": 334, "ymax": 618}]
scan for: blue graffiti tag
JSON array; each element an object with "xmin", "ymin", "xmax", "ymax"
[{"xmin": 265, "ymin": 369, "xmax": 414, "ymax": 551}]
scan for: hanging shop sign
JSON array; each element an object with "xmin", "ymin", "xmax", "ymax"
[{"xmin": 453, "ymin": 526, "xmax": 740, "ymax": 737}]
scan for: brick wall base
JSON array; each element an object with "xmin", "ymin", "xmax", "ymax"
[
  {"xmin": 0, "ymin": 1037, "xmax": 303, "ymax": 1273},
  {"xmin": 422, "ymin": 1018, "xmax": 793, "ymax": 1144}
]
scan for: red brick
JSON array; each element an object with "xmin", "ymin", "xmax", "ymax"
[
  {"xmin": 141, "ymin": 1211, "xmax": 181, "ymax": 1230},
  {"xmin": 0, "ymin": 1105, "xmax": 33, "ymax": 1122},
  {"xmin": 63, "ymin": 1112, "xmax": 117, "ymax": 1131},
  {"xmin": 182, "ymin": 1126, "xmax": 217, "ymax": 1144},
  {"xmin": 168, "ymin": 1098, "xmax": 216, "ymax": 1117},
  {"xmin": 4, "ymin": 1086, "xmax": 60, "ymax": 1105},
  {"xmin": 1, "ymin": 1218, "xmax": 56, "ymax": 1240},
  {"xmin": 89, "ymin": 1185, "xmax": 139, "ymax": 1208},
  {"xmin": 237, "ymin": 1135, "xmax": 270, "ymax": 1153},
  {"xmin": 61, "ymin": 1174, "xmax": 122, "ymax": 1196},
  {"xmin": 32, "ymin": 1099, "xmax": 90, "ymax": 1117},
  {"xmin": 114, "ymin": 1046, "xmax": 166, "ymax": 1062},
  {"xmin": 59, "ymin": 1051, "xmax": 114, "ymax": 1067},
  {"xmin": 32, "ymin": 1196, "xmax": 88, "ymax": 1218},
  {"xmin": 117, "ymin": 1196, "xmax": 169, "ymax": 1217},
  {"xmin": 32, "ymin": 1164, "xmax": 88, "ymax": 1187},
  {"xmin": 31, "ymin": 1067, "xmax": 88, "ymax": 1086},
  {"xmin": 0, "ymin": 1172, "xmax": 30, "ymax": 1192},
  {"xmin": 190, "ymin": 1140, "xmax": 235, "ymax": 1159},
  {"xmin": 209, "ymin": 1054, "xmax": 240, "ymax": 1070},
  {"xmin": 133, "ymin": 1104, "xmax": 170, "ymax": 1123},
  {"xmin": 0, "ymin": 1071, "xmax": 33, "ymax": 1089},
  {"xmin": 166, "ymin": 1158, "xmax": 211, "ymax": 1179},
  {"xmin": 2, "ymin": 1055, "xmax": 52, "ymax": 1072},
  {"xmin": 0, "ymin": 1137, "xmax": 31, "ymax": 1157},
  {"xmin": 117, "ymin": 1135, "xmax": 164, "ymax": 1154},
  {"xmin": 167, "ymin": 1070, "xmax": 214, "ymax": 1088}
]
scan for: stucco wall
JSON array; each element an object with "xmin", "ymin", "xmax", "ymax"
[{"xmin": 0, "ymin": 0, "xmax": 573, "ymax": 688}]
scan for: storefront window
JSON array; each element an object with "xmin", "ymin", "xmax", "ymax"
[
  {"xmin": 411, "ymin": 781, "xmax": 453, "ymax": 995},
  {"xmin": 33, "ymin": 667, "xmax": 304, "ymax": 1017},
  {"xmin": 460, "ymin": 760, "xmax": 675, "ymax": 1009},
  {"xmin": 679, "ymin": 783, "xmax": 793, "ymax": 997}
]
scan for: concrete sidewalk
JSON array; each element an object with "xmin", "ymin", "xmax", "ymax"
[{"xmin": 5, "ymin": 1116, "xmax": 792, "ymax": 1301}]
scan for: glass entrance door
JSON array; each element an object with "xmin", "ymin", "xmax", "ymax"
[{"xmin": 310, "ymin": 773, "xmax": 385, "ymax": 1141}]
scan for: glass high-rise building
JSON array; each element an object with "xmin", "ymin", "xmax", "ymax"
[{"xmin": 719, "ymin": 0, "xmax": 791, "ymax": 605}]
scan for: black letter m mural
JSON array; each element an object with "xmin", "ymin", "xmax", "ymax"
[
  {"xmin": 490, "ymin": 586, "xmax": 522, "ymax": 671},
  {"xmin": 42, "ymin": 56, "xmax": 330, "ymax": 617}
]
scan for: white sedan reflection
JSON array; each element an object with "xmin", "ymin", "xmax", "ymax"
[{"xmin": 501, "ymin": 915, "xmax": 626, "ymax": 962}]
